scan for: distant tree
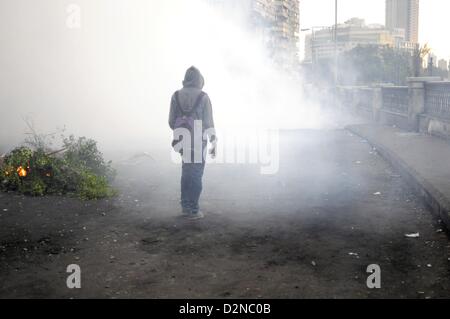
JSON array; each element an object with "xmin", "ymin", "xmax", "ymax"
[
  {"xmin": 380, "ymin": 46, "xmax": 412, "ymax": 85},
  {"xmin": 413, "ymin": 44, "xmax": 430, "ymax": 77},
  {"xmin": 314, "ymin": 45, "xmax": 414, "ymax": 86},
  {"xmin": 338, "ymin": 45, "xmax": 384, "ymax": 85}
]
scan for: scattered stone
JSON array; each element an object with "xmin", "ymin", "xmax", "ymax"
[
  {"xmin": 311, "ymin": 261, "xmax": 317, "ymax": 267},
  {"xmin": 373, "ymin": 192, "xmax": 382, "ymax": 196}
]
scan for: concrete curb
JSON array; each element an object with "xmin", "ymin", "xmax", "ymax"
[{"xmin": 347, "ymin": 126, "xmax": 450, "ymax": 230}]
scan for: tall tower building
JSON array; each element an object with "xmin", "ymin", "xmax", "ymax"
[{"xmin": 386, "ymin": 0, "xmax": 419, "ymax": 43}]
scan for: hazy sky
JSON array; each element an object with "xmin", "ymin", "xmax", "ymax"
[{"xmin": 300, "ymin": 0, "xmax": 450, "ymax": 60}]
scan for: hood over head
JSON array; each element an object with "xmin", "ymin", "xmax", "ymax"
[{"xmin": 182, "ymin": 66, "xmax": 205, "ymax": 89}]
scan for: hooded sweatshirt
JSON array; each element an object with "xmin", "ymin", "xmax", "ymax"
[{"xmin": 169, "ymin": 66, "xmax": 216, "ymax": 141}]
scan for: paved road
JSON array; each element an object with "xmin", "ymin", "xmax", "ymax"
[{"xmin": 0, "ymin": 129, "xmax": 449, "ymax": 298}]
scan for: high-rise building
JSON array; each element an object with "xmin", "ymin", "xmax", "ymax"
[
  {"xmin": 269, "ymin": 0, "xmax": 300, "ymax": 66},
  {"xmin": 386, "ymin": 0, "xmax": 419, "ymax": 43},
  {"xmin": 206, "ymin": 0, "xmax": 300, "ymax": 67}
]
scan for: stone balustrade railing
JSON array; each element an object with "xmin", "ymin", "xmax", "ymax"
[
  {"xmin": 381, "ymin": 86, "xmax": 409, "ymax": 115},
  {"xmin": 425, "ymin": 82, "xmax": 450, "ymax": 121},
  {"xmin": 336, "ymin": 77, "xmax": 450, "ymax": 140}
]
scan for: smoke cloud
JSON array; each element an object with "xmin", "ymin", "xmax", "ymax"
[{"xmin": 0, "ymin": 0, "xmax": 329, "ymax": 154}]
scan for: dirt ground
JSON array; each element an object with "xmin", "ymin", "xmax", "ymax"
[{"xmin": 0, "ymin": 130, "xmax": 449, "ymax": 299}]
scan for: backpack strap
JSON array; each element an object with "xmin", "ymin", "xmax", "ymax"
[
  {"xmin": 174, "ymin": 91, "xmax": 183, "ymax": 114},
  {"xmin": 175, "ymin": 91, "xmax": 205, "ymax": 117},
  {"xmin": 192, "ymin": 92, "xmax": 206, "ymax": 115}
]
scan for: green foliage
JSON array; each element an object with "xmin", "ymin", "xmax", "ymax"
[
  {"xmin": 19, "ymin": 178, "xmax": 47, "ymax": 197},
  {"xmin": 63, "ymin": 136, "xmax": 115, "ymax": 181},
  {"xmin": 341, "ymin": 45, "xmax": 385, "ymax": 85},
  {"xmin": 315, "ymin": 45, "xmax": 414, "ymax": 86},
  {"xmin": 338, "ymin": 45, "xmax": 413, "ymax": 86},
  {"xmin": 0, "ymin": 136, "xmax": 116, "ymax": 200},
  {"xmin": 3, "ymin": 147, "xmax": 33, "ymax": 168},
  {"xmin": 77, "ymin": 171, "xmax": 117, "ymax": 200}
]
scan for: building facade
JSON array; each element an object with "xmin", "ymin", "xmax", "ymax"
[
  {"xmin": 386, "ymin": 0, "xmax": 419, "ymax": 43},
  {"xmin": 269, "ymin": 0, "xmax": 300, "ymax": 66},
  {"xmin": 304, "ymin": 18, "xmax": 416, "ymax": 63},
  {"xmin": 206, "ymin": 0, "xmax": 300, "ymax": 68}
]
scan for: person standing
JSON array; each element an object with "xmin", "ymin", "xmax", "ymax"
[{"xmin": 169, "ymin": 66, "xmax": 216, "ymax": 220}]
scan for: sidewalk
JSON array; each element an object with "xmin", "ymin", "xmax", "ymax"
[{"xmin": 347, "ymin": 124, "xmax": 450, "ymax": 229}]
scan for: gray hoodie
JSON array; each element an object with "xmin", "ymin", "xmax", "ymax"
[{"xmin": 169, "ymin": 67, "xmax": 216, "ymax": 141}]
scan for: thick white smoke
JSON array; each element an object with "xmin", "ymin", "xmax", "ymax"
[{"xmin": 0, "ymin": 0, "xmax": 326, "ymax": 153}]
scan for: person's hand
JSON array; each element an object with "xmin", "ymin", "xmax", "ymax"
[
  {"xmin": 209, "ymin": 147, "xmax": 216, "ymax": 159},
  {"xmin": 209, "ymin": 139, "xmax": 217, "ymax": 159}
]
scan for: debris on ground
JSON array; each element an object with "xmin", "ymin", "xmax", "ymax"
[
  {"xmin": 0, "ymin": 135, "xmax": 116, "ymax": 200},
  {"xmin": 405, "ymin": 233, "xmax": 420, "ymax": 238}
]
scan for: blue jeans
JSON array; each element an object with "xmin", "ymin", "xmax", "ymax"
[{"xmin": 181, "ymin": 161, "xmax": 206, "ymax": 214}]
